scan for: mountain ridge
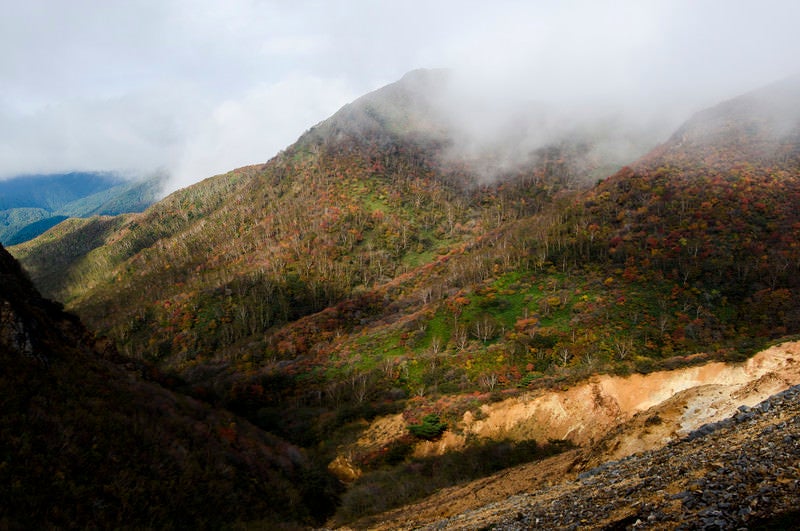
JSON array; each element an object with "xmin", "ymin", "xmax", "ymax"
[
  {"xmin": 0, "ymin": 172, "xmax": 162, "ymax": 245},
  {"xmin": 641, "ymin": 74, "xmax": 800, "ymax": 171}
]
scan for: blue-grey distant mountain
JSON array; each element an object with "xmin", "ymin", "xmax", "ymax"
[{"xmin": 0, "ymin": 172, "xmax": 162, "ymax": 244}]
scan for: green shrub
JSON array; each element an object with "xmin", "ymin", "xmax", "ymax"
[{"xmin": 407, "ymin": 414, "xmax": 447, "ymax": 440}]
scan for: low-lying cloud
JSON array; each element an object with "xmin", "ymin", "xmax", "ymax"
[
  {"xmin": 1, "ymin": 0, "xmax": 798, "ymax": 192},
  {"xmin": 169, "ymin": 75, "xmax": 355, "ymax": 191}
]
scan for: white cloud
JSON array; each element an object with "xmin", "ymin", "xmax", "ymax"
[
  {"xmin": 259, "ymin": 35, "xmax": 327, "ymax": 57},
  {"xmin": 166, "ymin": 74, "xmax": 356, "ymax": 192},
  {"xmin": 1, "ymin": 0, "xmax": 798, "ymax": 185},
  {"xmin": 0, "ymin": 85, "xmax": 202, "ymax": 178}
]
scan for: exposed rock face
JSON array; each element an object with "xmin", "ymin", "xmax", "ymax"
[
  {"xmin": 335, "ymin": 343, "xmax": 800, "ymax": 529},
  {"xmin": 0, "ymin": 300, "xmax": 35, "ymax": 358},
  {"xmin": 337, "ymin": 342, "xmax": 800, "ymax": 471},
  {"xmin": 462, "ymin": 342, "xmax": 800, "ymax": 450},
  {"xmin": 418, "ymin": 385, "xmax": 800, "ymax": 530}
]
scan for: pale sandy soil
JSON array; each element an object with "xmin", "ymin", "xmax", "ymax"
[{"xmin": 328, "ymin": 340, "xmax": 800, "ymax": 530}]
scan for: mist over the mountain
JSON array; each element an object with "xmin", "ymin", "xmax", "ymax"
[
  {"xmin": 307, "ymin": 68, "xmax": 685, "ymax": 187},
  {"xmin": 641, "ymin": 73, "xmax": 800, "ymax": 171},
  {"xmin": 2, "ymin": 1, "xmax": 798, "ymax": 193},
  {"xmin": 436, "ymin": 74, "xmax": 681, "ymax": 184},
  {"xmin": 680, "ymin": 74, "xmax": 800, "ymax": 139}
]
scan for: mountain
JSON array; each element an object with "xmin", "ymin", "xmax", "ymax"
[
  {"xmin": 0, "ymin": 172, "xmax": 162, "ymax": 245},
  {"xmin": 0, "ymin": 172, "xmax": 120, "ymax": 211},
  {"xmin": 8, "ymin": 71, "xmax": 800, "ymax": 525},
  {"xmin": 306, "ymin": 69, "xmax": 662, "ymax": 183},
  {"xmin": 0, "ymin": 242, "xmax": 336, "ymax": 528},
  {"xmin": 10, "ymin": 69, "xmax": 648, "ymax": 365}
]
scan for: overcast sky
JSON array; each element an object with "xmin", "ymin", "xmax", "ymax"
[{"xmin": 1, "ymin": 0, "xmax": 799, "ymax": 192}]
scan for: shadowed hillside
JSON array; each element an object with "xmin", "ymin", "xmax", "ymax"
[{"xmin": 0, "ymin": 243, "xmax": 335, "ymax": 528}]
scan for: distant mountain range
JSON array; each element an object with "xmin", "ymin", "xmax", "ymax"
[{"xmin": 0, "ymin": 172, "xmax": 162, "ymax": 245}]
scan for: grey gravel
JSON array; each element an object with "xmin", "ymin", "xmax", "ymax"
[{"xmin": 421, "ymin": 385, "xmax": 800, "ymax": 530}]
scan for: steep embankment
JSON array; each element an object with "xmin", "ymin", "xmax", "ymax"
[
  {"xmin": 344, "ymin": 341, "xmax": 800, "ymax": 457},
  {"xmin": 403, "ymin": 384, "xmax": 800, "ymax": 530},
  {"xmin": 336, "ymin": 340, "xmax": 800, "ymax": 528},
  {"xmin": 465, "ymin": 341, "xmax": 799, "ymax": 448}
]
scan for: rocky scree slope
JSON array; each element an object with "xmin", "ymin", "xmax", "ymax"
[
  {"xmin": 355, "ymin": 382, "xmax": 800, "ymax": 530},
  {"xmin": 332, "ymin": 340, "xmax": 800, "ymax": 529}
]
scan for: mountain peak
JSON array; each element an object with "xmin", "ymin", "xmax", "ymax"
[
  {"xmin": 651, "ymin": 74, "xmax": 800, "ymax": 168},
  {"xmin": 397, "ymin": 67, "xmax": 452, "ymax": 88},
  {"xmin": 300, "ymin": 68, "xmax": 453, "ymax": 149}
]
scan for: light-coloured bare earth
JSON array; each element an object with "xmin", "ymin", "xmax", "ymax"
[{"xmin": 329, "ymin": 340, "xmax": 800, "ymax": 530}]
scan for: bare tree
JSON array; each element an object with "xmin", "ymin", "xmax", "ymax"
[
  {"xmin": 478, "ymin": 372, "xmax": 498, "ymax": 391},
  {"xmin": 349, "ymin": 371, "xmax": 370, "ymax": 404},
  {"xmin": 419, "ymin": 285, "xmax": 434, "ymax": 305},
  {"xmin": 380, "ymin": 357, "xmax": 397, "ymax": 379},
  {"xmin": 612, "ymin": 338, "xmax": 633, "ymax": 360},
  {"xmin": 429, "ymin": 336, "xmax": 443, "ymax": 355},
  {"xmin": 472, "ymin": 314, "xmax": 497, "ymax": 343},
  {"xmin": 658, "ymin": 314, "xmax": 670, "ymax": 337},
  {"xmin": 559, "ymin": 347, "xmax": 571, "ymax": 367},
  {"xmin": 452, "ymin": 325, "xmax": 469, "ymax": 351}
]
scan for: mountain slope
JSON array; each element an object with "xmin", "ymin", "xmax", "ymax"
[
  {"xmin": 10, "ymin": 69, "xmax": 634, "ymax": 366},
  {"xmin": 0, "ymin": 243, "xmax": 334, "ymax": 528},
  {"xmin": 648, "ymin": 74, "xmax": 800, "ymax": 169}
]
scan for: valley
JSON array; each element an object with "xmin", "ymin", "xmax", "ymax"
[{"xmin": 3, "ymin": 70, "xmax": 800, "ymax": 528}]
